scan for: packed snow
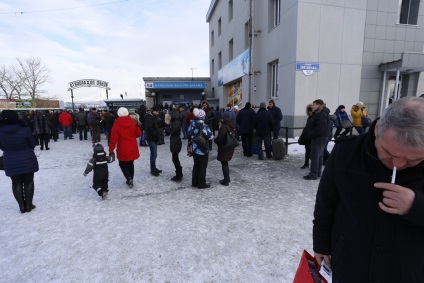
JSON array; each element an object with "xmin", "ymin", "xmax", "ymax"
[{"xmin": 0, "ymin": 133, "xmax": 334, "ymax": 282}]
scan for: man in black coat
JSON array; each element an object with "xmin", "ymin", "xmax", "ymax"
[
  {"xmin": 253, "ymin": 102, "xmax": 273, "ymax": 160},
  {"xmin": 267, "ymin": 99, "xmax": 283, "ymax": 140},
  {"xmin": 145, "ymin": 106, "xmax": 162, "ymax": 176},
  {"xmin": 313, "ymin": 97, "xmax": 424, "ymax": 283},
  {"xmin": 236, "ymin": 102, "xmax": 255, "ymax": 157},
  {"xmin": 302, "ymin": 99, "xmax": 331, "ymax": 180}
]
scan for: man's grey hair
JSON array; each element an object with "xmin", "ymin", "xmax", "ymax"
[{"xmin": 377, "ymin": 96, "xmax": 424, "ymax": 148}]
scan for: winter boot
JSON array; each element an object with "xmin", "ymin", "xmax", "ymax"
[
  {"xmin": 128, "ymin": 178, "xmax": 134, "ymax": 188},
  {"xmin": 171, "ymin": 166, "xmax": 183, "ymax": 182},
  {"xmin": 12, "ymin": 182, "xmax": 25, "ymax": 213},
  {"xmin": 219, "ymin": 164, "xmax": 230, "ymax": 186},
  {"xmin": 23, "ymin": 180, "xmax": 35, "ymax": 213}
]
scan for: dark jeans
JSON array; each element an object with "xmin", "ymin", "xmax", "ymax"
[
  {"xmin": 256, "ymin": 135, "xmax": 272, "ymax": 159},
  {"xmin": 139, "ymin": 131, "xmax": 147, "ymax": 146},
  {"xmin": 304, "ymin": 143, "xmax": 311, "ymax": 166},
  {"xmin": 63, "ymin": 126, "xmax": 73, "ymax": 139},
  {"xmin": 147, "ymin": 140, "xmax": 158, "ymax": 172},
  {"xmin": 355, "ymin": 126, "xmax": 365, "ymax": 135},
  {"xmin": 192, "ymin": 153, "xmax": 209, "ymax": 187},
  {"xmin": 118, "ymin": 160, "xmax": 134, "ymax": 181},
  {"xmin": 182, "ymin": 124, "xmax": 188, "ymax": 139},
  {"xmin": 308, "ymin": 137, "xmax": 327, "ymax": 178},
  {"xmin": 78, "ymin": 125, "xmax": 88, "ymax": 140},
  {"xmin": 241, "ymin": 133, "xmax": 253, "ymax": 156}
]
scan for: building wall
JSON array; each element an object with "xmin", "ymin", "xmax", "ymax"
[
  {"xmin": 361, "ymin": 0, "xmax": 424, "ymax": 116},
  {"xmin": 207, "ymin": 0, "xmax": 424, "ymax": 134}
]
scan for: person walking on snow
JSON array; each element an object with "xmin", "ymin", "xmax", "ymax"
[
  {"xmin": 83, "ymin": 143, "xmax": 114, "ymax": 200},
  {"xmin": 108, "ymin": 107, "xmax": 141, "ymax": 188}
]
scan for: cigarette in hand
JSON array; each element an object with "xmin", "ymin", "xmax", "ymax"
[{"xmin": 391, "ymin": 166, "xmax": 397, "ymax": 184}]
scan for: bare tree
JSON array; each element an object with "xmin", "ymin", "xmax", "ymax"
[
  {"xmin": 0, "ymin": 64, "xmax": 25, "ymax": 99},
  {"xmin": 16, "ymin": 57, "xmax": 51, "ymax": 99}
]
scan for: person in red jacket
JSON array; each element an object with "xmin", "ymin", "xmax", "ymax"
[
  {"xmin": 108, "ymin": 107, "xmax": 141, "ymax": 188},
  {"xmin": 58, "ymin": 110, "xmax": 74, "ymax": 140}
]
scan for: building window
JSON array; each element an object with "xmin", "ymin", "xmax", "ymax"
[
  {"xmin": 229, "ymin": 38, "xmax": 234, "ymax": 61},
  {"xmin": 269, "ymin": 61, "xmax": 279, "ymax": 98},
  {"xmin": 218, "ymin": 18, "xmax": 222, "ymax": 36},
  {"xmin": 211, "ymin": 30, "xmax": 214, "ymax": 46},
  {"xmin": 211, "ymin": 59, "xmax": 215, "ymax": 75},
  {"xmin": 228, "ymin": 0, "xmax": 233, "ymax": 22},
  {"xmin": 398, "ymin": 0, "xmax": 419, "ymax": 25},
  {"xmin": 245, "ymin": 21, "xmax": 250, "ymax": 49},
  {"xmin": 218, "ymin": 52, "xmax": 222, "ymax": 69},
  {"xmin": 272, "ymin": 0, "xmax": 281, "ymax": 27}
]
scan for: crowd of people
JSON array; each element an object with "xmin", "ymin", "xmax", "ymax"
[{"xmin": 2, "ymin": 96, "xmax": 424, "ymax": 282}]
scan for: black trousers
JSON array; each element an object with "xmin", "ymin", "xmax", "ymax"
[
  {"xmin": 38, "ymin": 133, "xmax": 50, "ymax": 149},
  {"xmin": 118, "ymin": 160, "xmax": 134, "ymax": 181},
  {"xmin": 78, "ymin": 125, "xmax": 88, "ymax": 140},
  {"xmin": 241, "ymin": 133, "xmax": 253, "ymax": 156},
  {"xmin": 172, "ymin": 152, "xmax": 181, "ymax": 171},
  {"xmin": 192, "ymin": 153, "xmax": 208, "ymax": 187}
]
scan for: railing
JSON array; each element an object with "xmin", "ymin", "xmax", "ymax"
[
  {"xmin": 281, "ymin": 126, "xmax": 304, "ymax": 154},
  {"xmin": 280, "ymin": 126, "xmax": 353, "ymax": 154}
]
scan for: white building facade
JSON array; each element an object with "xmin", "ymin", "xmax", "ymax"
[{"xmin": 206, "ymin": 0, "xmax": 424, "ymax": 131}]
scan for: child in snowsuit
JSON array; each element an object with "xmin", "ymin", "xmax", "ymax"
[{"xmin": 83, "ymin": 144, "xmax": 113, "ymax": 199}]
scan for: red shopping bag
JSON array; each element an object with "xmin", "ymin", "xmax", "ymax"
[{"xmin": 293, "ymin": 250, "xmax": 328, "ymax": 283}]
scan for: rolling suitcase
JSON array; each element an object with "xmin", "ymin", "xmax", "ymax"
[{"xmin": 272, "ymin": 138, "xmax": 286, "ymax": 160}]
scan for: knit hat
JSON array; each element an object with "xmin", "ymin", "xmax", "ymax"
[
  {"xmin": 356, "ymin": 101, "xmax": 364, "ymax": 108},
  {"xmin": 337, "ymin": 105, "xmax": 345, "ymax": 111},
  {"xmin": 93, "ymin": 143, "xmax": 105, "ymax": 153},
  {"xmin": 260, "ymin": 102, "xmax": 266, "ymax": 109},
  {"xmin": 233, "ymin": 105, "xmax": 239, "ymax": 110},
  {"xmin": 1, "ymin": 110, "xmax": 19, "ymax": 120},
  {"xmin": 117, "ymin": 107, "xmax": 129, "ymax": 117},
  {"xmin": 195, "ymin": 108, "xmax": 206, "ymax": 119},
  {"xmin": 193, "ymin": 108, "xmax": 200, "ymax": 117},
  {"xmin": 245, "ymin": 102, "xmax": 251, "ymax": 109}
]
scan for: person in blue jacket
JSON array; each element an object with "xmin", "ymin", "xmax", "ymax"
[
  {"xmin": 187, "ymin": 108, "xmax": 214, "ymax": 189},
  {"xmin": 0, "ymin": 110, "xmax": 39, "ymax": 213}
]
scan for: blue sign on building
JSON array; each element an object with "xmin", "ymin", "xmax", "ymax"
[
  {"xmin": 145, "ymin": 82, "xmax": 206, "ymax": 89},
  {"xmin": 296, "ymin": 62, "xmax": 320, "ymax": 71}
]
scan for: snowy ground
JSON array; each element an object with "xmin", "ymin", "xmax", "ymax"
[{"xmin": 0, "ymin": 133, "xmax": 334, "ymax": 282}]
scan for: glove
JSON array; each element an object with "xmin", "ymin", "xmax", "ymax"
[
  {"xmin": 83, "ymin": 173, "xmax": 87, "ymax": 177},
  {"xmin": 109, "ymin": 152, "xmax": 115, "ymax": 162}
]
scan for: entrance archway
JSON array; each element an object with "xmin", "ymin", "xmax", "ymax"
[{"xmin": 68, "ymin": 79, "xmax": 111, "ymax": 110}]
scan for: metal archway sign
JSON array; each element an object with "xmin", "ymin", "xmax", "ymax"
[
  {"xmin": 68, "ymin": 79, "xmax": 111, "ymax": 110},
  {"xmin": 69, "ymin": 79, "xmax": 109, "ymax": 89}
]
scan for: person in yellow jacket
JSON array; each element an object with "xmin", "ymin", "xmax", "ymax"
[{"xmin": 351, "ymin": 101, "xmax": 368, "ymax": 134}]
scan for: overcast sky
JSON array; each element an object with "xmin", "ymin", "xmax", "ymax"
[{"xmin": 0, "ymin": 0, "xmax": 211, "ymax": 102}]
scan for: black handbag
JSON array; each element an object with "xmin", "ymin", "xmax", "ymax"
[
  {"xmin": 339, "ymin": 119, "xmax": 353, "ymax": 129},
  {"xmin": 298, "ymin": 134, "xmax": 306, "ymax": 145},
  {"xmin": 222, "ymin": 125, "xmax": 239, "ymax": 150},
  {"xmin": 361, "ymin": 116, "xmax": 372, "ymax": 127},
  {"xmin": 0, "ymin": 155, "xmax": 4, "ymax": 170}
]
